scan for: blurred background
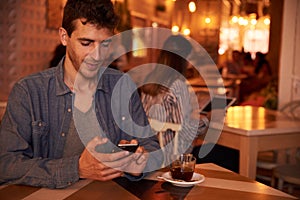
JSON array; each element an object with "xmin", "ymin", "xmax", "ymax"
[{"xmin": 0, "ymin": 0, "xmax": 299, "ymax": 110}]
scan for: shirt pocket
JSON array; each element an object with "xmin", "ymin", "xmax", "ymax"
[{"xmin": 31, "ymin": 120, "xmax": 49, "ymax": 158}]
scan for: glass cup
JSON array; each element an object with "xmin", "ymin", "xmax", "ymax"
[{"xmin": 170, "ymin": 154, "xmax": 196, "ymax": 181}]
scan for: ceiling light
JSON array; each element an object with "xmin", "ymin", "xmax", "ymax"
[{"xmin": 188, "ymin": 1, "xmax": 196, "ymax": 13}]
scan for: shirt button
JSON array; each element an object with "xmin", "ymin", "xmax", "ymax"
[
  {"xmin": 38, "ymin": 122, "xmax": 42, "ymax": 127},
  {"xmin": 122, "ymin": 116, "xmax": 126, "ymax": 121},
  {"xmin": 61, "ymin": 132, "xmax": 65, "ymax": 137},
  {"xmin": 67, "ymin": 182, "xmax": 72, "ymax": 186},
  {"xmin": 67, "ymin": 108, "xmax": 72, "ymax": 113}
]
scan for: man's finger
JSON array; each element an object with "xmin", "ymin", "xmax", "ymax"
[
  {"xmin": 92, "ymin": 150, "xmax": 130, "ymax": 163},
  {"xmin": 130, "ymin": 139, "xmax": 138, "ymax": 144},
  {"xmin": 86, "ymin": 136, "xmax": 108, "ymax": 152},
  {"xmin": 101, "ymin": 154, "xmax": 134, "ymax": 169}
]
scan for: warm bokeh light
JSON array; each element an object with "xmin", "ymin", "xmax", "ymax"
[
  {"xmin": 238, "ymin": 17, "xmax": 244, "ymax": 25},
  {"xmin": 219, "ymin": 27, "xmax": 240, "ymax": 51},
  {"xmin": 217, "ymin": 87, "xmax": 227, "ymax": 95},
  {"xmin": 238, "ymin": 17, "xmax": 248, "ymax": 26},
  {"xmin": 171, "ymin": 25, "xmax": 179, "ymax": 33},
  {"xmin": 250, "ymin": 18, "xmax": 257, "ymax": 25},
  {"xmin": 152, "ymin": 22, "xmax": 158, "ymax": 28},
  {"xmin": 188, "ymin": 1, "xmax": 196, "ymax": 13},
  {"xmin": 264, "ymin": 18, "xmax": 271, "ymax": 25},
  {"xmin": 231, "ymin": 16, "xmax": 239, "ymax": 23},
  {"xmin": 205, "ymin": 17, "xmax": 211, "ymax": 24},
  {"xmin": 218, "ymin": 47, "xmax": 226, "ymax": 55},
  {"xmin": 244, "ymin": 29, "xmax": 269, "ymax": 54},
  {"xmin": 183, "ymin": 28, "xmax": 191, "ymax": 36}
]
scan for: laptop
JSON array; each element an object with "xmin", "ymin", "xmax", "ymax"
[{"xmin": 199, "ymin": 95, "xmax": 236, "ymax": 115}]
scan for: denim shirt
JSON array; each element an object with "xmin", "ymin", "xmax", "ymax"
[{"xmin": 0, "ymin": 60, "xmax": 161, "ymax": 188}]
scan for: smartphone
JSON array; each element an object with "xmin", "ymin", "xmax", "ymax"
[{"xmin": 117, "ymin": 143, "xmax": 139, "ymax": 153}]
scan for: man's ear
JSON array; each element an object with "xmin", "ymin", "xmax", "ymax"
[{"xmin": 59, "ymin": 27, "xmax": 68, "ymax": 46}]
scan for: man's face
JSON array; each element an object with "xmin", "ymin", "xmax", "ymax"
[{"xmin": 64, "ymin": 19, "xmax": 113, "ymax": 79}]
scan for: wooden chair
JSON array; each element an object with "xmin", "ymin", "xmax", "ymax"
[
  {"xmin": 256, "ymin": 100, "xmax": 300, "ymax": 184},
  {"xmin": 271, "ymin": 148, "xmax": 300, "ymax": 194},
  {"xmin": 256, "ymin": 151, "xmax": 278, "ymax": 183},
  {"xmin": 280, "ymin": 100, "xmax": 300, "ymax": 120},
  {"xmin": 148, "ymin": 118, "xmax": 182, "ymax": 167}
]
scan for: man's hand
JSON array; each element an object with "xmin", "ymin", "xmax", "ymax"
[
  {"xmin": 119, "ymin": 139, "xmax": 149, "ymax": 177},
  {"xmin": 79, "ymin": 136, "xmax": 132, "ymax": 181}
]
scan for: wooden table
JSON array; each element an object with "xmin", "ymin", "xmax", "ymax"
[
  {"xmin": 188, "ymin": 76, "xmax": 234, "ymax": 88},
  {"xmin": 187, "ymin": 76, "xmax": 238, "ymax": 97},
  {"xmin": 0, "ymin": 163, "xmax": 296, "ymax": 200},
  {"xmin": 209, "ymin": 106, "xmax": 300, "ymax": 179}
]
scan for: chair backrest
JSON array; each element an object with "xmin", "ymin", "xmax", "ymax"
[
  {"xmin": 280, "ymin": 100, "xmax": 300, "ymax": 120},
  {"xmin": 148, "ymin": 118, "xmax": 182, "ymax": 155}
]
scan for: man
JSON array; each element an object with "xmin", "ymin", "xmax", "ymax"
[{"xmin": 0, "ymin": 0, "xmax": 161, "ymax": 188}]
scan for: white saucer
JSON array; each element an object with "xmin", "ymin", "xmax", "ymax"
[{"xmin": 159, "ymin": 172, "xmax": 205, "ymax": 187}]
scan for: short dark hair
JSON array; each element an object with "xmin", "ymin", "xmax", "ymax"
[{"xmin": 62, "ymin": 0, "xmax": 119, "ymax": 36}]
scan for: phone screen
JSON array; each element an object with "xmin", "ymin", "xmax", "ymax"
[{"xmin": 117, "ymin": 143, "xmax": 139, "ymax": 152}]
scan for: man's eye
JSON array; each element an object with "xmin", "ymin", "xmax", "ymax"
[
  {"xmin": 81, "ymin": 41, "xmax": 91, "ymax": 46},
  {"xmin": 101, "ymin": 39, "xmax": 111, "ymax": 47}
]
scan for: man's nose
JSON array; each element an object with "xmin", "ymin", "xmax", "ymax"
[{"xmin": 89, "ymin": 44, "xmax": 101, "ymax": 61}]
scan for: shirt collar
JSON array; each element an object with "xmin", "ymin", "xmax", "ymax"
[{"xmin": 55, "ymin": 58, "xmax": 70, "ymax": 96}]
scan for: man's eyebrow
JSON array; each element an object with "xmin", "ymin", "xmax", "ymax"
[
  {"xmin": 101, "ymin": 38, "xmax": 112, "ymax": 43},
  {"xmin": 103, "ymin": 38, "xmax": 112, "ymax": 42},
  {"xmin": 78, "ymin": 38, "xmax": 94, "ymax": 42},
  {"xmin": 77, "ymin": 38, "xmax": 112, "ymax": 43}
]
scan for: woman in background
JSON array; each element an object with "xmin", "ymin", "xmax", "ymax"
[{"xmin": 139, "ymin": 35, "xmax": 208, "ymax": 166}]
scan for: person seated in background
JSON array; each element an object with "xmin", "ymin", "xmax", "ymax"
[
  {"xmin": 0, "ymin": 0, "xmax": 161, "ymax": 189},
  {"xmin": 253, "ymin": 52, "xmax": 272, "ymax": 79},
  {"xmin": 139, "ymin": 35, "xmax": 209, "ymax": 166},
  {"xmin": 221, "ymin": 50, "xmax": 243, "ymax": 76},
  {"xmin": 240, "ymin": 52, "xmax": 254, "ymax": 76},
  {"xmin": 239, "ymin": 52, "xmax": 272, "ymax": 104}
]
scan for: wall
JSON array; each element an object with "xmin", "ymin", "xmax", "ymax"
[
  {"xmin": 268, "ymin": 0, "xmax": 283, "ymax": 77},
  {"xmin": 278, "ymin": 0, "xmax": 300, "ymax": 107},
  {"xmin": 0, "ymin": 0, "xmax": 60, "ymax": 102}
]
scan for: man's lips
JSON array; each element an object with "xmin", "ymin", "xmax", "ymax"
[{"xmin": 84, "ymin": 62, "xmax": 101, "ymax": 71}]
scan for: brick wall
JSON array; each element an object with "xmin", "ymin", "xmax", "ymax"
[{"xmin": 0, "ymin": 0, "xmax": 61, "ymax": 101}]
